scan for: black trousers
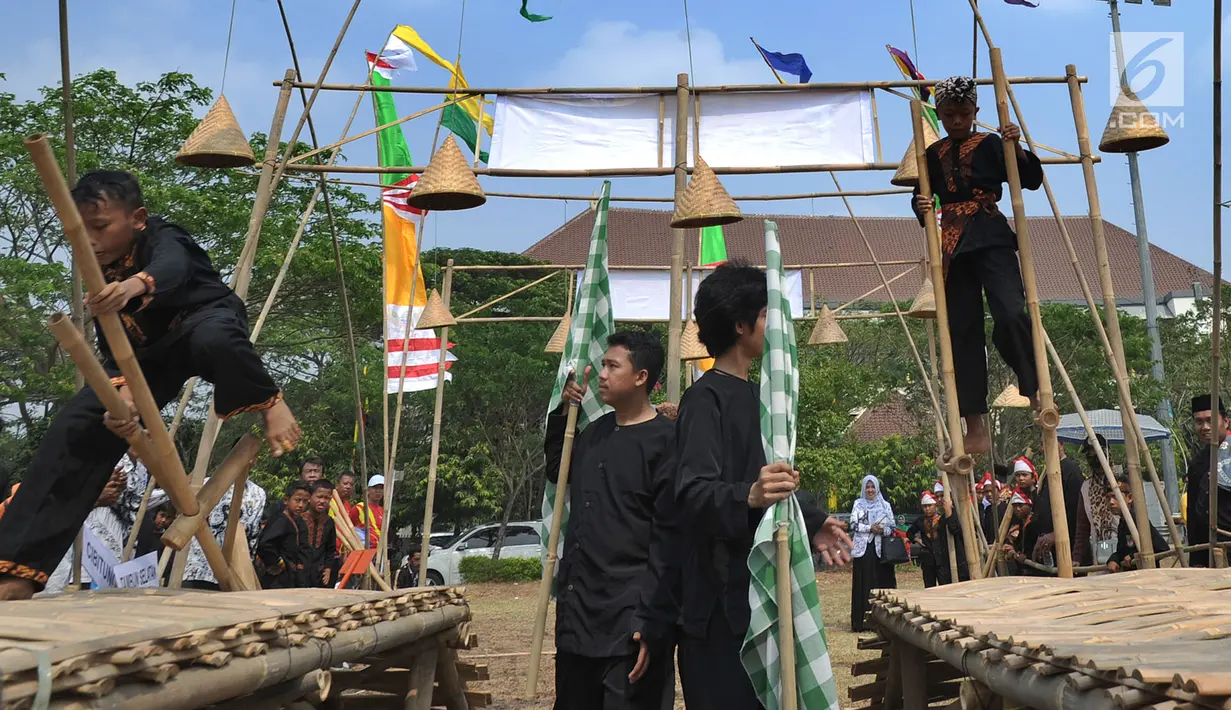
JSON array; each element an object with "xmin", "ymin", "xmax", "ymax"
[
  {"xmin": 679, "ymin": 611, "xmax": 762, "ymax": 710},
  {"xmin": 945, "ymin": 247, "xmax": 1038, "ymax": 417},
  {"xmin": 554, "ymin": 646, "xmax": 674, "ymax": 710},
  {"xmin": 0, "ymin": 307, "xmax": 279, "ymax": 588}
]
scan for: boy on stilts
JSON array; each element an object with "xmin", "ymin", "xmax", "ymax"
[
  {"xmin": 0, "ymin": 171, "xmax": 300, "ymax": 600},
  {"xmin": 912, "ymin": 76, "xmax": 1044, "ymax": 454}
]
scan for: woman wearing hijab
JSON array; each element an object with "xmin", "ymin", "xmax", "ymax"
[{"xmin": 850, "ymin": 475, "xmax": 897, "ymax": 631}]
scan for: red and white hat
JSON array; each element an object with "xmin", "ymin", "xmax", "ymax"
[
  {"xmin": 933, "ymin": 481, "xmax": 945, "ymax": 493},
  {"xmin": 920, "ymin": 491, "xmax": 938, "ymax": 506},
  {"xmin": 1010, "ymin": 487, "xmax": 1033, "ymax": 506},
  {"xmin": 1012, "ymin": 457, "xmax": 1038, "ymax": 481},
  {"xmin": 978, "ymin": 472, "xmax": 996, "ymax": 489}
]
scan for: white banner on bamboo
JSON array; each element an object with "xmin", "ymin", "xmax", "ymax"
[
  {"xmin": 489, "ymin": 91, "xmax": 876, "ymax": 171},
  {"xmin": 578, "ymin": 269, "xmax": 805, "ymax": 322}
]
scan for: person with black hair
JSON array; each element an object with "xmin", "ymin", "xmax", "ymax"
[
  {"xmin": 257, "ymin": 480, "xmax": 311, "ymax": 589},
  {"xmin": 301, "ymin": 480, "xmax": 340, "ymax": 588},
  {"xmin": 0, "ymin": 170, "xmax": 300, "ymax": 600},
  {"xmin": 300, "ymin": 457, "xmax": 325, "ymax": 483},
  {"xmin": 1107, "ymin": 475, "xmax": 1170, "ymax": 573},
  {"xmin": 1074, "ymin": 434, "xmax": 1119, "ymax": 566},
  {"xmin": 911, "ymin": 76, "xmax": 1044, "ymax": 456},
  {"xmin": 1187, "ymin": 394, "xmax": 1231, "ymax": 567},
  {"xmin": 674, "ymin": 262, "xmax": 851, "ymax": 710},
  {"xmin": 544, "ymin": 330, "xmax": 679, "ymax": 710}
]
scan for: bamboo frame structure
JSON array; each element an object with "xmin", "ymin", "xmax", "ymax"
[
  {"xmin": 666, "ymin": 73, "xmax": 690, "ymax": 403},
  {"xmin": 416, "ymin": 261, "xmax": 457, "ymax": 587},
  {"xmin": 990, "ymin": 48, "xmax": 1073, "ymax": 578},
  {"xmin": 1212, "ymin": 0, "xmax": 1225, "ymax": 568}
]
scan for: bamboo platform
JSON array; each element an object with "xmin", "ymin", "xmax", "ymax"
[
  {"xmin": 856, "ymin": 569, "xmax": 1231, "ymax": 710},
  {"xmin": 0, "ymin": 586, "xmax": 489, "ymax": 710}
]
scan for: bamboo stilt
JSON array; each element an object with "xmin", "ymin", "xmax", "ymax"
[
  {"xmin": 162, "ymin": 436, "xmax": 263, "ymax": 551},
  {"xmin": 666, "ymin": 73, "xmax": 690, "ymax": 404},
  {"xmin": 989, "ymin": 48, "xmax": 1072, "ymax": 578},
  {"xmin": 416, "ymin": 260, "xmax": 456, "ymax": 587},
  {"xmin": 221, "ymin": 470, "xmax": 250, "ymax": 562},
  {"xmin": 983, "ymin": 499, "xmax": 1017, "ymax": 579},
  {"xmin": 910, "ymin": 101, "xmax": 983, "ymax": 577},
  {"xmin": 527, "ymin": 403, "xmax": 581, "ymax": 696},
  {"xmin": 776, "ymin": 522, "xmax": 797, "ymax": 710},
  {"xmin": 927, "ymin": 323, "xmax": 962, "ymax": 584}
]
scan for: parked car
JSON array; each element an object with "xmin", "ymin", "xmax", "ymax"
[{"xmin": 425, "ymin": 521, "xmax": 542, "ymax": 586}]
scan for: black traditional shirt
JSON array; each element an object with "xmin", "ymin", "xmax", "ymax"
[
  {"xmin": 256, "ymin": 510, "xmax": 305, "ymax": 589},
  {"xmin": 912, "ymin": 132, "xmax": 1044, "ymax": 257},
  {"xmin": 97, "ymin": 217, "xmax": 241, "ymax": 367},
  {"xmin": 907, "ymin": 512, "xmax": 966, "ymax": 580},
  {"xmin": 545, "ymin": 407, "xmax": 678, "ymax": 657},
  {"xmin": 674, "ymin": 370, "xmax": 829, "ymax": 639},
  {"xmin": 299, "ymin": 513, "xmax": 340, "ymax": 588},
  {"xmin": 1112, "ymin": 516, "xmax": 1169, "ymax": 567},
  {"xmin": 1186, "ymin": 443, "xmax": 1231, "ymax": 544}
]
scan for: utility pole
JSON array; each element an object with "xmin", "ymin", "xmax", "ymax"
[{"xmin": 1107, "ymin": 0, "xmax": 1180, "ymax": 513}]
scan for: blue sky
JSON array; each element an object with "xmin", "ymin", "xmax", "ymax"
[{"xmin": 4, "ymin": 0, "xmax": 1223, "ymax": 272}]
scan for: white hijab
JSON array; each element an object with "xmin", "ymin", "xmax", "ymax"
[{"xmin": 851, "ymin": 475, "xmax": 895, "ymax": 558}]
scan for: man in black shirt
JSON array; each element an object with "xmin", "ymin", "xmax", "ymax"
[
  {"xmin": 544, "ymin": 331, "xmax": 677, "ymax": 710},
  {"xmin": 911, "ymin": 76, "xmax": 1044, "ymax": 455},
  {"xmin": 1187, "ymin": 394, "xmax": 1231, "ymax": 567},
  {"xmin": 1032, "ymin": 445, "xmax": 1084, "ymax": 563},
  {"xmin": 674, "ymin": 263, "xmax": 851, "ymax": 710}
]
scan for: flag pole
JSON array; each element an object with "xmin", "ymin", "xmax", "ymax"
[
  {"xmin": 750, "ymin": 38, "xmax": 788, "ymax": 85},
  {"xmin": 526, "ymin": 402, "xmax": 580, "ymax": 697},
  {"xmin": 775, "ymin": 519, "xmax": 797, "ymax": 710}
]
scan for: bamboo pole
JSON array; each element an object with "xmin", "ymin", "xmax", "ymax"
[
  {"xmin": 452, "ymin": 260, "xmax": 923, "ymax": 272},
  {"xmin": 1042, "ymin": 328, "xmax": 1142, "ymax": 551},
  {"xmin": 665, "ymin": 73, "xmax": 690, "ymax": 403},
  {"xmin": 329, "ymin": 491, "xmax": 393, "ymax": 591},
  {"xmin": 989, "ymin": 48, "xmax": 1072, "ymax": 578},
  {"xmin": 121, "ymin": 380, "xmax": 194, "ymax": 562},
  {"xmin": 832, "ymin": 266, "xmax": 918, "ymax": 313},
  {"xmin": 415, "ymin": 260, "xmax": 456, "ymax": 587},
  {"xmin": 162, "ymin": 435, "xmax": 263, "ymax": 551},
  {"xmin": 776, "ymin": 522, "xmax": 797, "ymax": 710},
  {"xmin": 657, "ymin": 96, "xmax": 665, "ymax": 168},
  {"xmin": 870, "ymin": 89, "xmax": 883, "ymax": 163},
  {"xmin": 910, "ymin": 102, "xmax": 982, "ymax": 577},
  {"xmin": 30, "ymin": 162, "xmax": 198, "ymax": 519},
  {"xmin": 282, "ymin": 156, "xmax": 1085, "ymax": 178},
  {"xmin": 286, "ymin": 96, "xmax": 467, "ymax": 166},
  {"xmin": 1061, "ymin": 65, "xmax": 1164, "ymax": 567},
  {"xmin": 685, "ymin": 264, "xmax": 694, "ymax": 388},
  {"xmin": 808, "ymin": 270, "xmax": 817, "ymax": 316},
  {"xmin": 927, "ymin": 322, "xmax": 962, "ymax": 585},
  {"xmin": 171, "ymin": 70, "xmax": 298, "ymax": 589},
  {"xmin": 983, "ymin": 502, "xmax": 1016, "ymax": 579},
  {"xmin": 1212, "ymin": 0, "xmax": 1225, "ymax": 568},
  {"xmin": 276, "ymin": 75, "xmax": 1084, "ymax": 96},
  {"xmin": 221, "ymin": 470, "xmax": 249, "ymax": 561},
  {"xmin": 455, "ymin": 270, "xmax": 563, "ymax": 320},
  {"xmin": 473, "ymin": 95, "xmax": 485, "ymax": 168},
  {"xmin": 526, "ymin": 403, "xmax": 579, "ymax": 696}
]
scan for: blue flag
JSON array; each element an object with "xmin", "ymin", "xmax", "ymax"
[
  {"xmin": 752, "ymin": 39, "xmax": 813, "ymax": 83},
  {"xmin": 1004, "ymin": 0, "xmax": 1038, "ymax": 6}
]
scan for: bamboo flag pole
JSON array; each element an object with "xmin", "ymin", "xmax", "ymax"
[
  {"xmin": 413, "ymin": 261, "xmax": 456, "ymax": 587},
  {"xmin": 927, "ymin": 323, "xmax": 961, "ymax": 584},
  {"xmin": 1212, "ymin": 0, "xmax": 1224, "ymax": 569},
  {"xmin": 989, "ymin": 48, "xmax": 1073, "ymax": 578},
  {"xmin": 526, "ymin": 402, "xmax": 579, "ymax": 696},
  {"xmin": 666, "ymin": 73, "xmax": 690, "ymax": 403},
  {"xmin": 29, "ymin": 150, "xmax": 198, "ymax": 519},
  {"xmin": 909, "ymin": 101, "xmax": 983, "ymax": 577},
  {"xmin": 775, "ymin": 522, "xmax": 797, "ymax": 710}
]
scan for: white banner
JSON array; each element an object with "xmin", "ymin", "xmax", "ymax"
[
  {"xmin": 80, "ymin": 526, "xmax": 119, "ymax": 589},
  {"xmin": 577, "ymin": 269, "xmax": 806, "ymax": 322},
  {"xmin": 114, "ymin": 552, "xmax": 160, "ymax": 588},
  {"xmin": 489, "ymin": 90, "xmax": 876, "ymax": 171}
]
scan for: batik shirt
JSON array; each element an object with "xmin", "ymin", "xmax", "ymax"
[{"xmin": 182, "ymin": 479, "xmax": 267, "ymax": 585}]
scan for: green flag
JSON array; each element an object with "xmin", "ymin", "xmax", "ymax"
[
  {"xmin": 441, "ymin": 103, "xmax": 489, "ymax": 164},
  {"xmin": 700, "ymin": 225, "xmax": 729, "ymax": 267},
  {"xmin": 520, "ymin": 0, "xmax": 552, "ymax": 22},
  {"xmin": 742, "ymin": 221, "xmax": 840, "ymax": 710},
  {"xmin": 539, "ymin": 182, "xmax": 614, "ymax": 572}
]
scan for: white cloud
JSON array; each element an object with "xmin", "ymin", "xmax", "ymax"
[{"xmin": 538, "ymin": 21, "xmax": 771, "ymax": 88}]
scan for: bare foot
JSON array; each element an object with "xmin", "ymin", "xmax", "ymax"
[
  {"xmin": 963, "ymin": 415, "xmax": 991, "ymax": 455},
  {"xmin": 0, "ymin": 577, "xmax": 36, "ymax": 601},
  {"xmin": 262, "ymin": 400, "xmax": 301, "ymax": 458}
]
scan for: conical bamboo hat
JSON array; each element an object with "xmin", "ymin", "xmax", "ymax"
[
  {"xmin": 671, "ymin": 156, "xmax": 742, "ymax": 229},
  {"xmin": 407, "ymin": 136, "xmax": 487, "ymax": 211},
  {"xmin": 808, "ymin": 304, "xmax": 847, "ymax": 345},
  {"xmin": 176, "ymin": 95, "xmax": 255, "ymax": 169},
  {"xmin": 992, "ymin": 383, "xmax": 1032, "ymax": 409},
  {"xmin": 680, "ymin": 320, "xmax": 709, "ymax": 360},
  {"xmin": 1099, "ymin": 88, "xmax": 1170, "ymax": 154},
  {"xmin": 890, "ymin": 117, "xmax": 942, "ymax": 187},
  {"xmin": 415, "ymin": 289, "xmax": 456, "ymax": 329},
  {"xmin": 545, "ymin": 314, "xmax": 571, "ymax": 354},
  {"xmin": 907, "ymin": 276, "xmax": 937, "ymax": 319}
]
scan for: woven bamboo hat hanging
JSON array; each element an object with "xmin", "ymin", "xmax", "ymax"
[
  {"xmin": 907, "ymin": 276, "xmax": 937, "ymax": 319},
  {"xmin": 992, "ymin": 383, "xmax": 1032, "ymax": 409},
  {"xmin": 890, "ymin": 117, "xmax": 941, "ymax": 187},
  {"xmin": 407, "ymin": 136, "xmax": 487, "ymax": 211},
  {"xmin": 545, "ymin": 314, "xmax": 571, "ymax": 354},
  {"xmin": 808, "ymin": 304, "xmax": 847, "ymax": 345},
  {"xmin": 416, "ymin": 289, "xmax": 456, "ymax": 329},
  {"xmin": 671, "ymin": 156, "xmax": 742, "ymax": 229},
  {"xmin": 1099, "ymin": 88, "xmax": 1170, "ymax": 153},
  {"xmin": 176, "ymin": 95, "xmax": 255, "ymax": 168},
  {"xmin": 680, "ymin": 320, "xmax": 709, "ymax": 360}
]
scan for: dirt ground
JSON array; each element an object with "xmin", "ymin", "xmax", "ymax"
[{"xmin": 459, "ymin": 566, "xmax": 925, "ymax": 709}]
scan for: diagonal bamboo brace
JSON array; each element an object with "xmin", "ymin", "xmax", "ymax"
[
  {"xmin": 162, "ymin": 435, "xmax": 263, "ymax": 550},
  {"xmin": 26, "ymin": 134, "xmax": 198, "ymax": 518},
  {"xmin": 46, "ymin": 313, "xmax": 198, "ymax": 517}
]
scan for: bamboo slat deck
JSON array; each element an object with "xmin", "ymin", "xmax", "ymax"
[
  {"xmin": 0, "ymin": 586, "xmax": 474, "ymax": 710},
  {"xmin": 862, "ymin": 569, "xmax": 1231, "ymax": 710}
]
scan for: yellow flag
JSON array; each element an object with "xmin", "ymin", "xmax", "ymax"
[{"xmin": 391, "ymin": 25, "xmax": 494, "ymax": 136}]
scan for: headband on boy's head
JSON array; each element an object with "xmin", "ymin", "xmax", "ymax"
[
  {"xmin": 1010, "ymin": 488, "xmax": 1032, "ymax": 506},
  {"xmin": 934, "ymin": 76, "xmax": 979, "ymax": 107},
  {"xmin": 933, "ymin": 481, "xmax": 945, "ymax": 493},
  {"xmin": 978, "ymin": 471, "xmax": 995, "ymax": 488},
  {"xmin": 920, "ymin": 491, "xmax": 937, "ymax": 506},
  {"xmin": 1192, "ymin": 393, "xmax": 1229, "ymax": 417},
  {"xmin": 1012, "ymin": 457, "xmax": 1037, "ymax": 480}
]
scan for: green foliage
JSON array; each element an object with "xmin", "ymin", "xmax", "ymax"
[{"xmin": 458, "ymin": 555, "xmax": 542, "ymax": 583}]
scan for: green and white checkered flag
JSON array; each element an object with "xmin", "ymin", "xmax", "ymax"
[
  {"xmin": 540, "ymin": 181, "xmax": 614, "ymax": 570},
  {"xmin": 741, "ymin": 220, "xmax": 840, "ymax": 710}
]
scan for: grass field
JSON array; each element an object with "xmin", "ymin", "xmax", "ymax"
[{"xmin": 459, "ymin": 565, "xmax": 925, "ymax": 709}]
